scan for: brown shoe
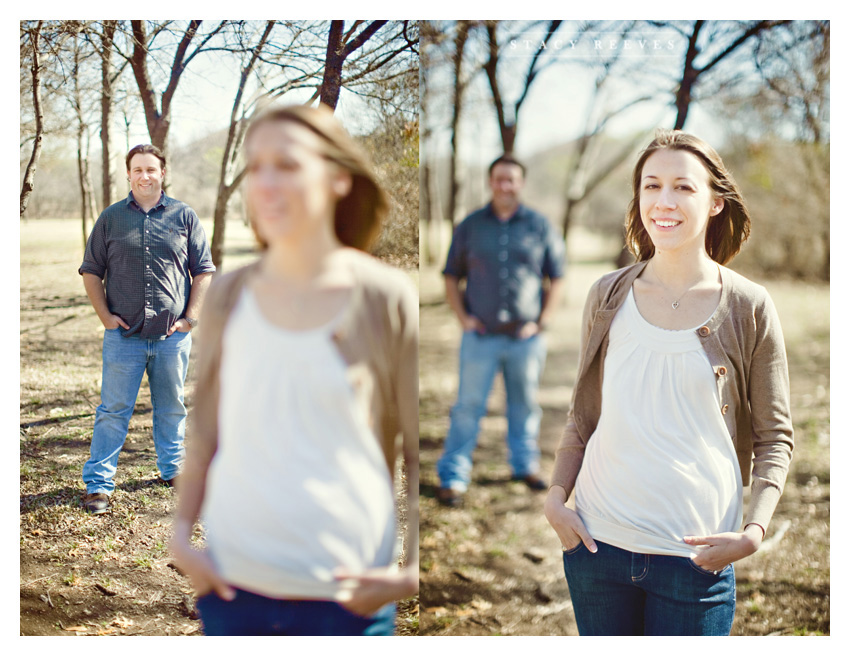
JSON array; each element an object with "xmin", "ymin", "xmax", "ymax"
[
  {"xmin": 437, "ymin": 487, "xmax": 464, "ymax": 508},
  {"xmin": 82, "ymin": 492, "xmax": 110, "ymax": 514},
  {"xmin": 513, "ymin": 474, "xmax": 547, "ymax": 491}
]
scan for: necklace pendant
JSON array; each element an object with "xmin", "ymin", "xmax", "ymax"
[{"xmin": 671, "ymin": 301, "xmax": 679, "ymax": 310}]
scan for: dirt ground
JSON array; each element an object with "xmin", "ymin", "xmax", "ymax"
[
  {"xmin": 417, "ymin": 260, "xmax": 830, "ymax": 636},
  {"xmin": 19, "ymin": 219, "xmax": 418, "ymax": 636}
]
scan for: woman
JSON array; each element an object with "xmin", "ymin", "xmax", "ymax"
[
  {"xmin": 544, "ymin": 130, "xmax": 793, "ymax": 636},
  {"xmin": 170, "ymin": 105, "xmax": 418, "ymax": 636}
]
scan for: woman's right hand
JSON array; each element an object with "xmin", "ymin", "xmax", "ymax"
[
  {"xmin": 169, "ymin": 537, "xmax": 236, "ymax": 601},
  {"xmin": 543, "ymin": 487, "xmax": 597, "ymax": 553}
]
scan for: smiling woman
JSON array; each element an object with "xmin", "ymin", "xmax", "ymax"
[{"xmin": 544, "ymin": 129, "xmax": 793, "ymax": 636}]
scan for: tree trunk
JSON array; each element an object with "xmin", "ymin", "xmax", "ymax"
[
  {"xmin": 421, "ymin": 161, "xmax": 434, "ymax": 265},
  {"xmin": 20, "ymin": 21, "xmax": 44, "ymax": 218},
  {"xmin": 419, "ymin": 32, "xmax": 435, "ymax": 265},
  {"xmin": 210, "ymin": 20, "xmax": 275, "ymax": 271},
  {"xmin": 129, "ymin": 20, "xmax": 203, "ymax": 169},
  {"xmin": 448, "ymin": 21, "xmax": 470, "ymax": 227},
  {"xmin": 320, "ymin": 21, "xmax": 345, "ymax": 110},
  {"xmin": 77, "ymin": 127, "xmax": 89, "ymax": 249},
  {"xmin": 100, "ymin": 20, "xmax": 117, "ymax": 210}
]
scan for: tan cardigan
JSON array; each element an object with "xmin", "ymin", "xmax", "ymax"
[
  {"xmin": 189, "ymin": 251, "xmax": 419, "ymax": 557},
  {"xmin": 551, "ymin": 261, "xmax": 793, "ymax": 533}
]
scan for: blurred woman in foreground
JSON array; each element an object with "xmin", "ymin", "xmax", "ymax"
[
  {"xmin": 544, "ymin": 130, "xmax": 793, "ymax": 635},
  {"xmin": 170, "ymin": 104, "xmax": 418, "ymax": 636}
]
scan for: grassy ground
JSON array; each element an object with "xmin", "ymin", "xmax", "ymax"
[
  {"xmin": 19, "ymin": 218, "xmax": 418, "ymax": 636},
  {"xmin": 418, "ymin": 256, "xmax": 829, "ymax": 636}
]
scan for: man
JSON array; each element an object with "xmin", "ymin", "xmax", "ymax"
[
  {"xmin": 436, "ymin": 154, "xmax": 565, "ymax": 507},
  {"xmin": 79, "ymin": 144, "xmax": 215, "ymax": 514}
]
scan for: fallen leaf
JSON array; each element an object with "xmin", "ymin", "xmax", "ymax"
[
  {"xmin": 424, "ymin": 606, "xmax": 448, "ymax": 617},
  {"xmin": 63, "ymin": 625, "xmax": 88, "ymax": 632},
  {"xmin": 112, "ymin": 616, "xmax": 133, "ymax": 628}
]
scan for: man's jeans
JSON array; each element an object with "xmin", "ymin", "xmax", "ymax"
[
  {"xmin": 437, "ymin": 331, "xmax": 546, "ymax": 491},
  {"xmin": 82, "ymin": 328, "xmax": 191, "ymax": 494},
  {"xmin": 196, "ymin": 588, "xmax": 396, "ymax": 636},
  {"xmin": 562, "ymin": 541, "xmax": 736, "ymax": 635}
]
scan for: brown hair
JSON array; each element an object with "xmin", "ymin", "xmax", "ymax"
[
  {"xmin": 625, "ymin": 129, "xmax": 750, "ymax": 265},
  {"xmin": 125, "ymin": 144, "xmax": 166, "ymax": 172},
  {"xmin": 244, "ymin": 104, "xmax": 388, "ymax": 252},
  {"xmin": 488, "ymin": 154, "xmax": 526, "ymax": 177}
]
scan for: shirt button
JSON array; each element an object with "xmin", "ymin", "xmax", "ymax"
[
  {"xmin": 721, "ymin": 404, "xmax": 729, "ymax": 415},
  {"xmin": 698, "ymin": 326, "xmax": 710, "ymax": 337},
  {"xmin": 717, "ymin": 366, "xmax": 727, "ymax": 376}
]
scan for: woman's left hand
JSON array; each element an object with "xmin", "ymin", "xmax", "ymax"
[
  {"xmin": 334, "ymin": 566, "xmax": 418, "ymax": 618},
  {"xmin": 684, "ymin": 524, "xmax": 764, "ymax": 572}
]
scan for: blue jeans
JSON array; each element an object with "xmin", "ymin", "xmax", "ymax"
[
  {"xmin": 195, "ymin": 588, "xmax": 397, "ymax": 636},
  {"xmin": 437, "ymin": 331, "xmax": 546, "ymax": 491},
  {"xmin": 82, "ymin": 328, "xmax": 191, "ymax": 494},
  {"xmin": 562, "ymin": 541, "xmax": 736, "ymax": 635}
]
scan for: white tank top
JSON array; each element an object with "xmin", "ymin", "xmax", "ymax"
[
  {"xmin": 202, "ymin": 287, "xmax": 397, "ymax": 599},
  {"xmin": 575, "ymin": 287, "xmax": 742, "ymax": 557}
]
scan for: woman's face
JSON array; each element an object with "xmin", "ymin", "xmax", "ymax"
[
  {"xmin": 639, "ymin": 148, "xmax": 723, "ymax": 257},
  {"xmin": 244, "ymin": 120, "xmax": 350, "ymax": 247}
]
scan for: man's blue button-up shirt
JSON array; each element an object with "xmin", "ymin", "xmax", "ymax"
[
  {"xmin": 443, "ymin": 203, "xmax": 565, "ymax": 337},
  {"xmin": 79, "ymin": 192, "xmax": 216, "ymax": 339}
]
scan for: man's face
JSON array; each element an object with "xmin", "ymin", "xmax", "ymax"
[
  {"xmin": 127, "ymin": 153, "xmax": 165, "ymax": 206},
  {"xmin": 489, "ymin": 162, "xmax": 524, "ymax": 210}
]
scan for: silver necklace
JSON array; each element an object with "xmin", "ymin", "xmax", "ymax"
[{"xmin": 651, "ymin": 259, "xmax": 692, "ymax": 310}]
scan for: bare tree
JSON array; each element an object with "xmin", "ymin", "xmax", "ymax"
[
  {"xmin": 447, "ymin": 21, "xmax": 473, "ymax": 229},
  {"xmin": 69, "ymin": 27, "xmax": 99, "ymax": 247},
  {"xmin": 320, "ymin": 21, "xmax": 387, "ymax": 109},
  {"xmin": 207, "ymin": 20, "xmax": 418, "ymax": 270},
  {"xmin": 97, "ymin": 20, "xmax": 119, "ymax": 209},
  {"xmin": 123, "ymin": 20, "xmax": 227, "ymax": 163},
  {"xmin": 752, "ymin": 20, "xmax": 830, "ymax": 145},
  {"xmin": 669, "ymin": 20, "xmax": 790, "ymax": 130},
  {"xmin": 209, "ymin": 20, "xmax": 277, "ymax": 270},
  {"xmin": 483, "ymin": 20, "xmax": 563, "ymax": 154},
  {"xmin": 419, "ymin": 21, "xmax": 443, "ymax": 265},
  {"xmin": 20, "ymin": 21, "xmax": 45, "ymax": 218}
]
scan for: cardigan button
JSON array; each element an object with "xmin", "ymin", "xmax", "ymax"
[
  {"xmin": 698, "ymin": 326, "xmax": 711, "ymax": 337},
  {"xmin": 717, "ymin": 366, "xmax": 727, "ymax": 376},
  {"xmin": 721, "ymin": 404, "xmax": 729, "ymax": 415}
]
